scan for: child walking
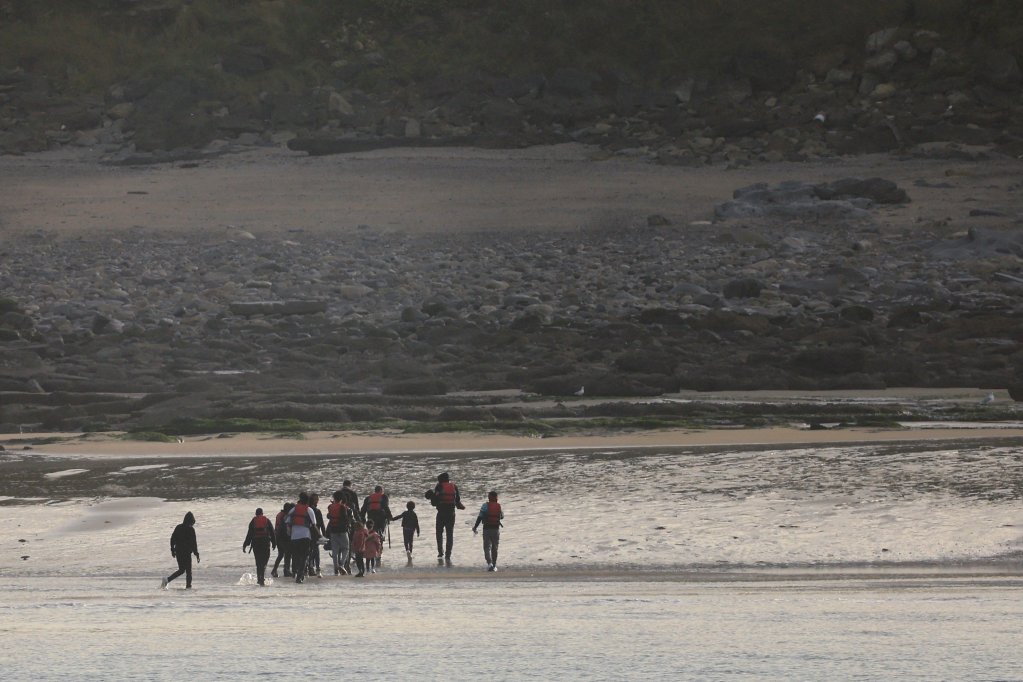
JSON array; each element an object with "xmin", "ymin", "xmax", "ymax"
[
  {"xmin": 363, "ymin": 520, "xmax": 383, "ymax": 573},
  {"xmin": 392, "ymin": 501, "xmax": 421, "ymax": 557},
  {"xmin": 351, "ymin": 521, "xmax": 369, "ymax": 577}
]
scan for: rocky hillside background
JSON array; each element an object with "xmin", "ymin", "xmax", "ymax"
[
  {"xmin": 1, "ymin": 0, "xmax": 1022, "ymax": 161},
  {"xmin": 2, "ymin": 1, "xmax": 1023, "ymax": 433}
]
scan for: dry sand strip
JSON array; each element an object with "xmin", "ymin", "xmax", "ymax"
[
  {"xmin": 7, "ymin": 426, "xmax": 1023, "ymax": 459},
  {"xmin": 1, "ymin": 145, "xmax": 1020, "ymax": 237}
]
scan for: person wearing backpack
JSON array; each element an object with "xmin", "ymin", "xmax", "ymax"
[
  {"xmin": 242, "ymin": 507, "xmax": 277, "ymax": 586},
  {"xmin": 472, "ymin": 491, "xmax": 504, "ymax": 572},
  {"xmin": 431, "ymin": 472, "xmax": 465, "ymax": 562},
  {"xmin": 326, "ymin": 490, "xmax": 354, "ymax": 575},
  {"xmin": 361, "ymin": 485, "xmax": 392, "ymax": 568}
]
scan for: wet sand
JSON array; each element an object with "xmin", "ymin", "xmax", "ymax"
[{"xmin": 6, "ymin": 424, "xmax": 1023, "ymax": 459}]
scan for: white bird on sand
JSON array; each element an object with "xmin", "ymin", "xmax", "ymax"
[
  {"xmin": 979, "ymin": 392, "xmax": 995, "ymax": 405},
  {"xmin": 574, "ymin": 386, "xmax": 585, "ymax": 396}
]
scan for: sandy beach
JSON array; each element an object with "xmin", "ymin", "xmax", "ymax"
[
  {"xmin": 4, "ymin": 423, "xmax": 1023, "ymax": 459},
  {"xmin": 1, "ymin": 144, "xmax": 1019, "ymax": 238}
]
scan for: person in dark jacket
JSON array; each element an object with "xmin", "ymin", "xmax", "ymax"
[
  {"xmin": 162, "ymin": 511, "xmax": 199, "ymax": 589},
  {"xmin": 339, "ymin": 480, "xmax": 361, "ymax": 574},
  {"xmin": 242, "ymin": 507, "xmax": 277, "ymax": 586},
  {"xmin": 340, "ymin": 480, "xmax": 361, "ymax": 522},
  {"xmin": 431, "ymin": 472, "xmax": 465, "ymax": 561},
  {"xmin": 271, "ymin": 502, "xmax": 293, "ymax": 578},
  {"xmin": 392, "ymin": 501, "xmax": 421, "ymax": 558}
]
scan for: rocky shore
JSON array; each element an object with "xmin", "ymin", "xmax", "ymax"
[{"xmin": 1, "ymin": 149, "xmax": 1021, "ymax": 432}]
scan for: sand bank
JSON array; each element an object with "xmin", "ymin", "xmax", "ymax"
[{"xmin": 7, "ymin": 425, "xmax": 1023, "ymax": 459}]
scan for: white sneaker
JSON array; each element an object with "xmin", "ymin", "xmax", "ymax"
[{"xmin": 160, "ymin": 577, "xmax": 168, "ymax": 589}]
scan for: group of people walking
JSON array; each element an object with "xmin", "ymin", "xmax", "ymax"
[{"xmin": 161, "ymin": 473, "xmax": 505, "ymax": 589}]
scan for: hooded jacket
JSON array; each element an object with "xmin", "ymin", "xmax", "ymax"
[{"xmin": 170, "ymin": 512, "xmax": 198, "ymax": 556}]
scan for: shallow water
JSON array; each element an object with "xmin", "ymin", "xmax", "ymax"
[
  {"xmin": 2, "ymin": 441, "xmax": 1022, "ymax": 679},
  {"xmin": 2, "ymin": 441, "xmax": 1021, "ymax": 572},
  {"xmin": 2, "ymin": 576, "xmax": 1022, "ymax": 680}
]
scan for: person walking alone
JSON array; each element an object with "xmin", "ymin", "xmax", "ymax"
[
  {"xmin": 472, "ymin": 491, "xmax": 504, "ymax": 572},
  {"xmin": 161, "ymin": 511, "xmax": 199, "ymax": 589}
]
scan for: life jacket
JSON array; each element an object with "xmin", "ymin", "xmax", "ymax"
[
  {"xmin": 367, "ymin": 492, "xmax": 384, "ymax": 512},
  {"xmin": 327, "ymin": 501, "xmax": 350, "ymax": 531},
  {"xmin": 252, "ymin": 514, "xmax": 271, "ymax": 539},
  {"xmin": 436, "ymin": 481, "xmax": 456, "ymax": 505},
  {"xmin": 291, "ymin": 503, "xmax": 311, "ymax": 527},
  {"xmin": 484, "ymin": 502, "xmax": 502, "ymax": 528}
]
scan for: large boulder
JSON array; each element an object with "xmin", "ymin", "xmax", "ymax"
[{"xmin": 814, "ymin": 177, "xmax": 910, "ymax": 204}]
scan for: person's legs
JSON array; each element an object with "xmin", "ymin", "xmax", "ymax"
[
  {"xmin": 435, "ymin": 513, "xmax": 445, "ymax": 556},
  {"xmin": 272, "ymin": 540, "xmax": 287, "ymax": 577},
  {"xmin": 291, "ymin": 538, "xmax": 310, "ymax": 582},
  {"xmin": 375, "ymin": 529, "xmax": 385, "ymax": 567},
  {"xmin": 341, "ymin": 531, "xmax": 353, "ymax": 572},
  {"xmin": 182, "ymin": 555, "xmax": 194, "ymax": 588},
  {"xmin": 484, "ymin": 528, "xmax": 500, "ymax": 567},
  {"xmin": 254, "ymin": 543, "xmax": 271, "ymax": 585},
  {"xmin": 403, "ymin": 527, "xmax": 414, "ymax": 554},
  {"xmin": 331, "ymin": 533, "xmax": 349, "ymax": 574},
  {"xmin": 166, "ymin": 554, "xmax": 190, "ymax": 584},
  {"xmin": 340, "ymin": 533, "xmax": 353, "ymax": 574},
  {"xmin": 354, "ymin": 552, "xmax": 365, "ymax": 576},
  {"xmin": 308, "ymin": 541, "xmax": 321, "ymax": 576},
  {"xmin": 443, "ymin": 515, "xmax": 455, "ymax": 558},
  {"xmin": 483, "ymin": 530, "xmax": 493, "ymax": 566}
]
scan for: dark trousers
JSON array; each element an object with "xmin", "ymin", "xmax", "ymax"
[
  {"xmin": 483, "ymin": 527, "xmax": 500, "ymax": 566},
  {"xmin": 307, "ymin": 540, "xmax": 320, "ymax": 575},
  {"xmin": 273, "ymin": 537, "xmax": 291, "ymax": 575},
  {"xmin": 291, "ymin": 538, "xmax": 311, "ymax": 580},
  {"xmin": 251, "ymin": 540, "xmax": 272, "ymax": 585},
  {"xmin": 354, "ymin": 552, "xmax": 365, "ymax": 575},
  {"xmin": 167, "ymin": 554, "xmax": 192, "ymax": 587},
  {"xmin": 403, "ymin": 527, "xmax": 415, "ymax": 553},
  {"xmin": 436, "ymin": 509, "xmax": 455, "ymax": 557}
]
